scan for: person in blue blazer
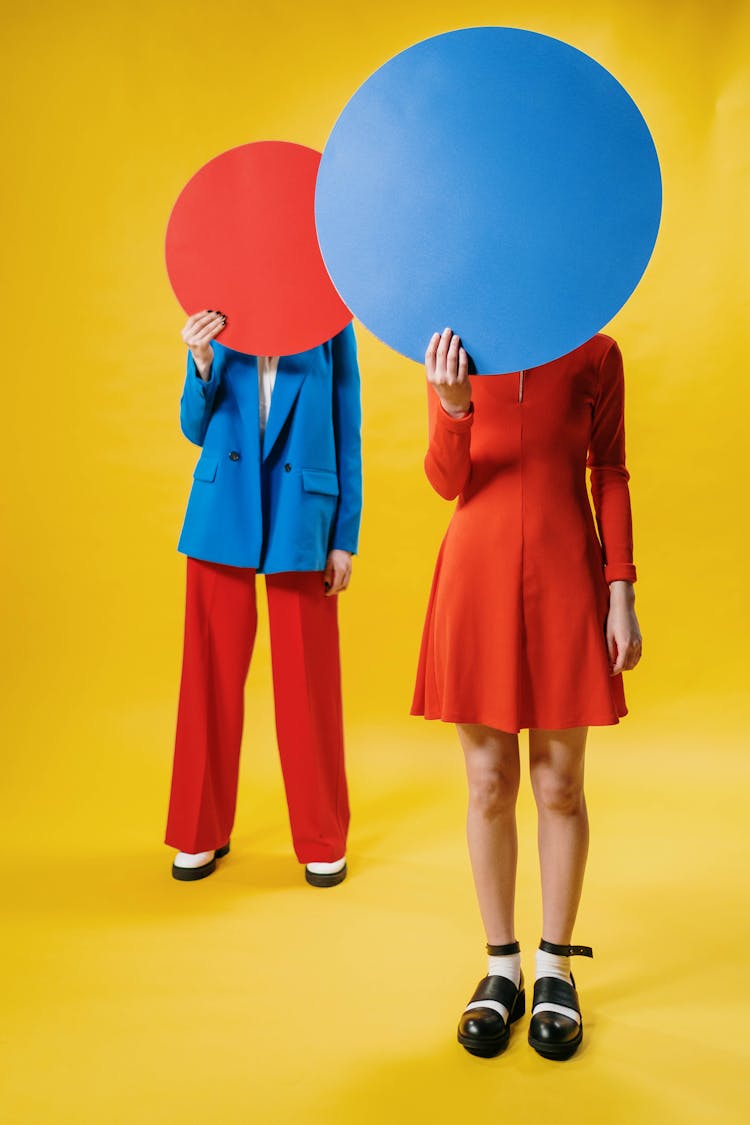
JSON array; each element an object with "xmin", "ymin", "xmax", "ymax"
[{"xmin": 165, "ymin": 309, "xmax": 362, "ymax": 887}]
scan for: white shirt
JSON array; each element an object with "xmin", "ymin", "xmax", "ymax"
[{"xmin": 257, "ymin": 355, "xmax": 279, "ymax": 435}]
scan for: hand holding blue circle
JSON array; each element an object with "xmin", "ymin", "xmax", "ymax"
[{"xmin": 315, "ymin": 27, "xmax": 662, "ymax": 374}]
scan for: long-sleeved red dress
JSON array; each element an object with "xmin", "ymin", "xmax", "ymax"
[{"xmin": 411, "ymin": 334, "xmax": 637, "ymax": 733}]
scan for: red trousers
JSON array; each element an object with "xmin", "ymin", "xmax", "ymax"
[{"xmin": 165, "ymin": 559, "xmax": 349, "ymax": 862}]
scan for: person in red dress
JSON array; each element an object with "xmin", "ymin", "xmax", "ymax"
[{"xmin": 412, "ymin": 327, "xmax": 642, "ymax": 1060}]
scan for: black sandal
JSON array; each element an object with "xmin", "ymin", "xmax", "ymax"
[
  {"xmin": 528, "ymin": 939, "xmax": 593, "ymax": 1061},
  {"xmin": 457, "ymin": 941, "xmax": 526, "ymax": 1058}
]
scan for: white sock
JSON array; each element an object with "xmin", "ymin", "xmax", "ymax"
[
  {"xmin": 463, "ymin": 950, "xmax": 521, "ymax": 1025},
  {"xmin": 536, "ymin": 948, "xmax": 571, "ymax": 983},
  {"xmin": 488, "ymin": 950, "xmax": 521, "ymax": 987},
  {"xmin": 533, "ymin": 948, "xmax": 580, "ymax": 1025}
]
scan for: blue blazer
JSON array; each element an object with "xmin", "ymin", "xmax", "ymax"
[{"xmin": 177, "ymin": 324, "xmax": 362, "ymax": 573}]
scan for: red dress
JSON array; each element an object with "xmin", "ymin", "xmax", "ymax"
[{"xmin": 411, "ymin": 334, "xmax": 637, "ymax": 733}]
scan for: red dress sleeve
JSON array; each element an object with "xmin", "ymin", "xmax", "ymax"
[
  {"xmin": 587, "ymin": 340, "xmax": 637, "ymax": 584},
  {"xmin": 423, "ymin": 384, "xmax": 474, "ymax": 500}
]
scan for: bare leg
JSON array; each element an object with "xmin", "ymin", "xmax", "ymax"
[
  {"xmin": 457, "ymin": 723, "xmax": 521, "ymax": 945},
  {"xmin": 528, "ymin": 727, "xmax": 589, "ymax": 943}
]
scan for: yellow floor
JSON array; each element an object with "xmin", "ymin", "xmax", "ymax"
[{"xmin": 4, "ymin": 681, "xmax": 747, "ymax": 1124}]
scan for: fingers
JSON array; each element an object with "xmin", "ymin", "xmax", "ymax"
[
  {"xmin": 325, "ymin": 573, "xmax": 342, "ymax": 595},
  {"xmin": 185, "ymin": 310, "xmax": 226, "ymax": 342},
  {"xmin": 611, "ymin": 642, "xmax": 627, "ymax": 676},
  {"xmin": 606, "ymin": 627, "xmax": 617, "ymax": 670},
  {"xmin": 607, "ymin": 600, "xmax": 642, "ymax": 675},
  {"xmin": 624, "ymin": 636, "xmax": 643, "ymax": 671},
  {"xmin": 185, "ymin": 309, "xmax": 219, "ymax": 330},
  {"xmin": 187, "ymin": 323, "xmax": 226, "ymax": 347},
  {"xmin": 324, "ymin": 558, "xmax": 352, "ymax": 596},
  {"xmin": 182, "ymin": 309, "xmax": 226, "ymax": 346},
  {"xmin": 610, "ymin": 633, "xmax": 643, "ymax": 675},
  {"xmin": 425, "ymin": 331, "xmax": 440, "ymax": 378},
  {"xmin": 426, "ymin": 328, "xmax": 466, "ymax": 384},
  {"xmin": 446, "ymin": 332, "xmax": 461, "ymax": 380},
  {"xmin": 326, "ymin": 568, "xmax": 350, "ymax": 596},
  {"xmin": 189, "ymin": 308, "xmax": 226, "ymax": 326},
  {"xmin": 436, "ymin": 326, "xmax": 452, "ymax": 370}
]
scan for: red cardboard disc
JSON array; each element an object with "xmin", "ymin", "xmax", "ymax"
[{"xmin": 165, "ymin": 141, "xmax": 352, "ymax": 356}]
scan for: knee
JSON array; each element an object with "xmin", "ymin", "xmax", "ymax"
[
  {"xmin": 467, "ymin": 764, "xmax": 520, "ymax": 819},
  {"xmin": 532, "ymin": 770, "xmax": 585, "ymax": 816}
]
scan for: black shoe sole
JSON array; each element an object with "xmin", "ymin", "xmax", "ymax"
[
  {"xmin": 171, "ymin": 841, "xmax": 231, "ymax": 882},
  {"xmin": 304, "ymin": 862, "xmax": 347, "ymax": 887},
  {"xmin": 457, "ymin": 989, "xmax": 526, "ymax": 1058},
  {"xmin": 457, "ymin": 1032, "xmax": 508, "ymax": 1058},
  {"xmin": 528, "ymin": 1025, "xmax": 583, "ymax": 1061}
]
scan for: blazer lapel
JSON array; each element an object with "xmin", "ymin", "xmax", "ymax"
[
  {"xmin": 262, "ymin": 355, "xmax": 308, "ymax": 461},
  {"xmin": 234, "ymin": 353, "xmax": 260, "ymax": 444}
]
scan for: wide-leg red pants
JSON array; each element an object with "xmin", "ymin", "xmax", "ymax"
[{"xmin": 165, "ymin": 558, "xmax": 349, "ymax": 863}]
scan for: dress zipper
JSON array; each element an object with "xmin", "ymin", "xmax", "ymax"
[{"xmin": 518, "ymin": 370, "xmax": 525, "ymax": 403}]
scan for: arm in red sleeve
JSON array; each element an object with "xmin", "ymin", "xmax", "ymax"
[
  {"xmin": 587, "ymin": 340, "xmax": 638, "ymax": 583},
  {"xmin": 423, "ymin": 384, "xmax": 474, "ymax": 500}
]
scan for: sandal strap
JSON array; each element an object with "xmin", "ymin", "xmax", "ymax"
[
  {"xmin": 470, "ymin": 973, "xmax": 522, "ymax": 1010},
  {"xmin": 486, "ymin": 940, "xmax": 520, "ymax": 956},
  {"xmin": 532, "ymin": 976, "xmax": 580, "ymax": 1011},
  {"xmin": 539, "ymin": 939, "xmax": 593, "ymax": 958}
]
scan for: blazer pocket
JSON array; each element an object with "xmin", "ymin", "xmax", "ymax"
[
  {"xmin": 193, "ymin": 455, "xmax": 218, "ymax": 483},
  {"xmin": 301, "ymin": 468, "xmax": 339, "ymax": 496}
]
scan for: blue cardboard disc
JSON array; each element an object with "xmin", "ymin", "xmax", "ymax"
[{"xmin": 315, "ymin": 28, "xmax": 662, "ymax": 374}]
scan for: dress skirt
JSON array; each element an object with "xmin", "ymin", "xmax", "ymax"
[{"xmin": 411, "ymin": 334, "xmax": 637, "ymax": 734}]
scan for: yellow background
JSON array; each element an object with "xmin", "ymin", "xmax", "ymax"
[{"xmin": 2, "ymin": 0, "xmax": 748, "ymax": 1120}]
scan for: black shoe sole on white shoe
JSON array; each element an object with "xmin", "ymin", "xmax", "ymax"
[
  {"xmin": 304, "ymin": 862, "xmax": 347, "ymax": 888},
  {"xmin": 171, "ymin": 841, "xmax": 230, "ymax": 882}
]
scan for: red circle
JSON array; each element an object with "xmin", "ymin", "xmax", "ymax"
[{"xmin": 165, "ymin": 141, "xmax": 352, "ymax": 356}]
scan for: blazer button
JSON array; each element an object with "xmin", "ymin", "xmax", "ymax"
[
  {"xmin": 284, "ymin": 463, "xmax": 292, "ymax": 472},
  {"xmin": 229, "ymin": 451, "xmax": 240, "ymax": 461}
]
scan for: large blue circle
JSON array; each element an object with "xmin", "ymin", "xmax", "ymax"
[{"xmin": 315, "ymin": 27, "xmax": 662, "ymax": 374}]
